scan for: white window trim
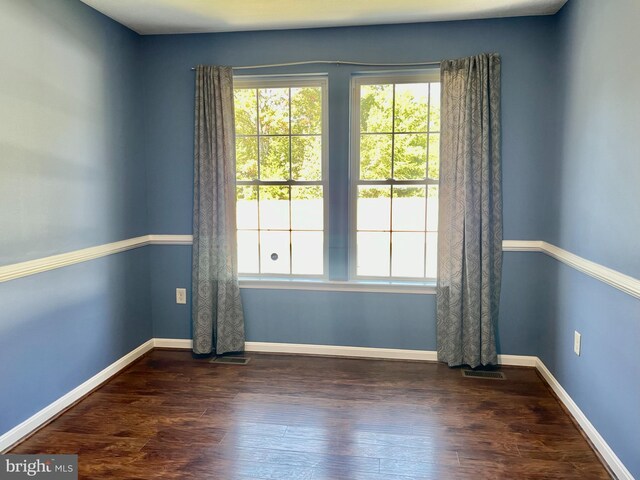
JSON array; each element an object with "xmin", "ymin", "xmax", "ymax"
[
  {"xmin": 348, "ymin": 69, "xmax": 441, "ymax": 283},
  {"xmin": 234, "ymin": 74, "xmax": 330, "ymax": 280},
  {"xmin": 239, "ymin": 277, "xmax": 436, "ymax": 295}
]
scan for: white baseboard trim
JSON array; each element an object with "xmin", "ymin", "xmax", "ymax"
[
  {"xmin": 153, "ymin": 338, "xmax": 193, "ymax": 349},
  {"xmin": 246, "ymin": 342, "xmax": 539, "ymax": 366},
  {"xmin": 0, "ymin": 339, "xmax": 154, "ymax": 453},
  {"xmin": 535, "ymin": 358, "xmax": 633, "ymax": 480},
  {"xmin": 496, "ymin": 353, "xmax": 538, "ymax": 367},
  {"xmin": 151, "ymin": 338, "xmax": 536, "ymax": 367},
  {"xmin": 245, "ymin": 341, "xmax": 439, "ymax": 361}
]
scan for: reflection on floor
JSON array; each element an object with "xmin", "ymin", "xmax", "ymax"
[{"xmin": 10, "ymin": 350, "xmax": 611, "ymax": 479}]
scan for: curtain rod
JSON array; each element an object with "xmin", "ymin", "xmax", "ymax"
[{"xmin": 190, "ymin": 60, "xmax": 441, "ymax": 71}]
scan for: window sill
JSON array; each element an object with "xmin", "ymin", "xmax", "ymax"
[{"xmin": 238, "ymin": 278, "xmax": 436, "ymax": 295}]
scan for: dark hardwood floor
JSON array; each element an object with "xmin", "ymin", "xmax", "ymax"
[{"xmin": 10, "ymin": 351, "xmax": 610, "ymax": 479}]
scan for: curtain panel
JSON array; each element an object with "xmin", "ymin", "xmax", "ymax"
[
  {"xmin": 436, "ymin": 54, "xmax": 503, "ymax": 368},
  {"xmin": 192, "ymin": 65, "xmax": 245, "ymax": 355}
]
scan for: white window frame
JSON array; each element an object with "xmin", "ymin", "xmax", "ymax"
[
  {"xmin": 233, "ymin": 74, "xmax": 330, "ymax": 280},
  {"xmin": 349, "ymin": 69, "xmax": 441, "ymax": 284}
]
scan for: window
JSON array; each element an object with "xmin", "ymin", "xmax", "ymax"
[
  {"xmin": 350, "ymin": 72, "xmax": 441, "ymax": 280},
  {"xmin": 233, "ymin": 76, "xmax": 328, "ymax": 277}
]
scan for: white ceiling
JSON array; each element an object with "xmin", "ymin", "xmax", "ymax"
[{"xmin": 81, "ymin": 0, "xmax": 567, "ymax": 35}]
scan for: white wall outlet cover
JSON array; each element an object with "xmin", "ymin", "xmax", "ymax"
[
  {"xmin": 574, "ymin": 331, "xmax": 581, "ymax": 356},
  {"xmin": 176, "ymin": 288, "xmax": 187, "ymax": 304}
]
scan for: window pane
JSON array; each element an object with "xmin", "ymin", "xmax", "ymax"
[
  {"xmin": 429, "ymin": 83, "xmax": 441, "ymax": 132},
  {"xmin": 394, "ymin": 134, "xmax": 427, "ymax": 180},
  {"xmin": 427, "ymin": 185, "xmax": 439, "ymax": 232},
  {"xmin": 291, "ymin": 135, "xmax": 321, "ymax": 181},
  {"xmin": 428, "ymin": 134, "xmax": 440, "ymax": 180},
  {"xmin": 360, "ymin": 84, "xmax": 393, "ymax": 133},
  {"xmin": 237, "ymin": 230, "xmax": 259, "ymax": 274},
  {"xmin": 258, "ymin": 88, "xmax": 289, "ymax": 135},
  {"xmin": 292, "ymin": 231, "xmax": 323, "ymax": 275},
  {"xmin": 392, "ymin": 186, "xmax": 426, "ymax": 231},
  {"xmin": 233, "ymin": 81, "xmax": 326, "ymax": 278},
  {"xmin": 291, "ymin": 186, "xmax": 323, "ymax": 230},
  {"xmin": 236, "ymin": 136, "xmax": 258, "ymax": 180},
  {"xmin": 260, "ymin": 231, "xmax": 290, "ymax": 274},
  {"xmin": 259, "ymin": 136, "xmax": 290, "ymax": 180},
  {"xmin": 352, "ymin": 79, "xmax": 440, "ymax": 281},
  {"xmin": 234, "ymin": 89, "xmax": 257, "ymax": 135},
  {"xmin": 394, "ymin": 83, "xmax": 428, "ymax": 132},
  {"xmin": 259, "ymin": 186, "xmax": 289, "ymax": 230},
  {"xmin": 291, "ymin": 87, "xmax": 321, "ymax": 134},
  {"xmin": 392, "ymin": 232, "xmax": 425, "ymax": 278},
  {"xmin": 360, "ymin": 134, "xmax": 392, "ymax": 180},
  {"xmin": 357, "ymin": 186, "xmax": 390, "ymax": 231},
  {"xmin": 236, "ymin": 186, "xmax": 258, "ymax": 229},
  {"xmin": 357, "ymin": 232, "xmax": 390, "ymax": 277},
  {"xmin": 426, "ymin": 232, "xmax": 438, "ymax": 278}
]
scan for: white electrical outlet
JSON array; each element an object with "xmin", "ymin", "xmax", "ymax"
[
  {"xmin": 574, "ymin": 331, "xmax": 581, "ymax": 356},
  {"xmin": 176, "ymin": 288, "xmax": 187, "ymax": 305}
]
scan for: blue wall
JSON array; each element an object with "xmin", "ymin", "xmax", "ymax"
[
  {"xmin": 0, "ymin": 0, "xmax": 148, "ymax": 264},
  {"xmin": 538, "ymin": 1, "xmax": 640, "ymax": 476},
  {"xmin": 2, "ymin": 1, "xmax": 638, "ymax": 475},
  {"xmin": 0, "ymin": 0, "xmax": 151, "ymax": 437},
  {"xmin": 149, "ymin": 245, "xmax": 544, "ymax": 356},
  {"xmin": 550, "ymin": 0, "xmax": 640, "ymax": 278},
  {"xmin": 140, "ymin": 16, "xmax": 560, "ymax": 355},
  {"xmin": 0, "ymin": 249, "xmax": 151, "ymax": 435},
  {"xmin": 140, "ymin": 17, "xmax": 560, "ymax": 241},
  {"xmin": 538, "ymin": 257, "xmax": 640, "ymax": 477}
]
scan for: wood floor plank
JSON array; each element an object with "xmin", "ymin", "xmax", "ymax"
[{"xmin": 8, "ymin": 350, "xmax": 611, "ymax": 479}]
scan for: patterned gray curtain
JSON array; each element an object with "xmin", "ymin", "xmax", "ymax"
[
  {"xmin": 436, "ymin": 54, "xmax": 502, "ymax": 368},
  {"xmin": 192, "ymin": 65, "xmax": 245, "ymax": 355}
]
